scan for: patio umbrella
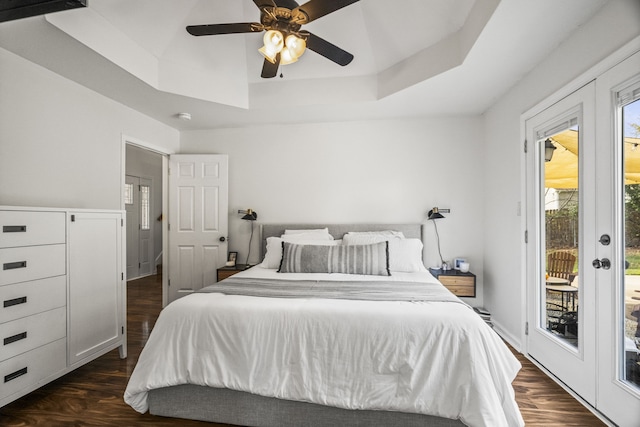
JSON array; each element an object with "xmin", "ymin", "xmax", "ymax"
[{"xmin": 544, "ymin": 130, "xmax": 640, "ymax": 189}]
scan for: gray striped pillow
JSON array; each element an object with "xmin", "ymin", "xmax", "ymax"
[{"xmin": 278, "ymin": 241, "xmax": 390, "ymax": 276}]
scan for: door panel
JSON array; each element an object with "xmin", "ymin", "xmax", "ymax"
[
  {"xmin": 168, "ymin": 155, "xmax": 228, "ymax": 303},
  {"xmin": 595, "ymin": 51, "xmax": 640, "ymax": 427},
  {"xmin": 125, "ymin": 175, "xmax": 139, "ymax": 279},
  {"xmin": 526, "ymin": 82, "xmax": 596, "ymax": 405},
  {"xmin": 125, "ymin": 175, "xmax": 154, "ymax": 279},
  {"xmin": 139, "ymin": 178, "xmax": 152, "ymax": 276}
]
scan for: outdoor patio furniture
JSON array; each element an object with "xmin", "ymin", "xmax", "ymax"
[{"xmin": 547, "ymin": 251, "xmax": 577, "ymax": 283}]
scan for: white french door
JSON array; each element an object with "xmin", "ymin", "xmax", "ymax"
[
  {"xmin": 526, "ymin": 51, "xmax": 640, "ymax": 426},
  {"xmin": 525, "ymin": 82, "xmax": 597, "ymax": 404},
  {"xmin": 594, "ymin": 51, "xmax": 640, "ymax": 427},
  {"xmin": 168, "ymin": 154, "xmax": 228, "ymax": 303}
]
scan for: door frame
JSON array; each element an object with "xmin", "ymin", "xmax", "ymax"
[{"xmin": 121, "ymin": 135, "xmax": 174, "ymax": 307}]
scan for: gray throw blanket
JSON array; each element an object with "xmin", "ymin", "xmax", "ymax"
[{"xmin": 199, "ymin": 276, "xmax": 468, "ymax": 306}]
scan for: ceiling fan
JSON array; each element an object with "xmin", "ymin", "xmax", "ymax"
[{"xmin": 186, "ymin": 0, "xmax": 360, "ymax": 78}]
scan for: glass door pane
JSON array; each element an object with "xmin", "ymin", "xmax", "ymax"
[
  {"xmin": 623, "ymin": 97, "xmax": 640, "ymax": 388},
  {"xmin": 540, "ymin": 125, "xmax": 580, "ymax": 348}
]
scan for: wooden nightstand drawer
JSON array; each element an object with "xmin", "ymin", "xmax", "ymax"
[
  {"xmin": 217, "ymin": 265, "xmax": 248, "ymax": 282},
  {"xmin": 442, "ymin": 283, "xmax": 475, "ymax": 297},
  {"xmin": 429, "ymin": 268, "xmax": 476, "ymax": 297}
]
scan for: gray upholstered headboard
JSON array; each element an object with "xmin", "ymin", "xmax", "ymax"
[{"xmin": 260, "ymin": 223, "xmax": 423, "ymax": 260}]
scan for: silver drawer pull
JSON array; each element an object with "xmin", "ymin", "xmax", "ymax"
[
  {"xmin": 3, "ymin": 296, "xmax": 27, "ymax": 308},
  {"xmin": 4, "ymin": 367, "xmax": 27, "ymax": 383},
  {"xmin": 3, "ymin": 261, "xmax": 27, "ymax": 270},
  {"xmin": 4, "ymin": 331, "xmax": 27, "ymax": 345},
  {"xmin": 2, "ymin": 225, "xmax": 27, "ymax": 233}
]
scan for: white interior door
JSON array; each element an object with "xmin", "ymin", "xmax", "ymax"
[
  {"xmin": 168, "ymin": 154, "xmax": 228, "ymax": 303},
  {"xmin": 594, "ymin": 50, "xmax": 640, "ymax": 427},
  {"xmin": 125, "ymin": 175, "xmax": 154, "ymax": 280},
  {"xmin": 525, "ymin": 82, "xmax": 597, "ymax": 404},
  {"xmin": 138, "ymin": 177, "xmax": 153, "ymax": 277},
  {"xmin": 125, "ymin": 175, "xmax": 139, "ymax": 279}
]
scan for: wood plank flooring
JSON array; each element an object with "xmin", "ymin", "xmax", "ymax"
[{"xmin": 0, "ymin": 274, "xmax": 606, "ymax": 426}]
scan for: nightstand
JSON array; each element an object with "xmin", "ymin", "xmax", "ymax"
[
  {"xmin": 217, "ymin": 264, "xmax": 249, "ymax": 281},
  {"xmin": 429, "ymin": 268, "xmax": 476, "ymax": 297}
]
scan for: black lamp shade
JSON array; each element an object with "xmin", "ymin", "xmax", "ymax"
[
  {"xmin": 242, "ymin": 212, "xmax": 257, "ymax": 221},
  {"xmin": 239, "ymin": 209, "xmax": 257, "ymax": 221},
  {"xmin": 428, "ymin": 208, "xmax": 444, "ymax": 220}
]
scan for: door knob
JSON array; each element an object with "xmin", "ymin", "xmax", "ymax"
[
  {"xmin": 592, "ymin": 258, "xmax": 611, "ymax": 269},
  {"xmin": 219, "ymin": 236, "xmax": 226, "ymax": 242}
]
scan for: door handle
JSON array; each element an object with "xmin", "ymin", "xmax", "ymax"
[
  {"xmin": 592, "ymin": 258, "xmax": 611, "ymax": 269},
  {"xmin": 219, "ymin": 236, "xmax": 226, "ymax": 242}
]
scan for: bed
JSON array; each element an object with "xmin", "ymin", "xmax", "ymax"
[{"xmin": 124, "ymin": 224, "xmax": 523, "ymax": 427}]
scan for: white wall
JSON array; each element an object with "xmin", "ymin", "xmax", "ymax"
[
  {"xmin": 0, "ymin": 47, "xmax": 179, "ymax": 210},
  {"xmin": 181, "ymin": 116, "xmax": 487, "ymax": 305},
  {"xmin": 483, "ymin": 0, "xmax": 640, "ymax": 347}
]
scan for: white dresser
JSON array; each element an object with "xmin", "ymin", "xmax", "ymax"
[{"xmin": 0, "ymin": 206, "xmax": 126, "ymax": 407}]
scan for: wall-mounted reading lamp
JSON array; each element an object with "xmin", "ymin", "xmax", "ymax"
[
  {"xmin": 427, "ymin": 207, "xmax": 449, "ymax": 269},
  {"xmin": 238, "ymin": 209, "xmax": 257, "ymax": 267}
]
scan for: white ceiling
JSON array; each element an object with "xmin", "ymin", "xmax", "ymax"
[{"xmin": 0, "ymin": 0, "xmax": 608, "ymax": 130}]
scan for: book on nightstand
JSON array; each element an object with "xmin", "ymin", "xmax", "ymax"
[{"xmin": 473, "ymin": 307, "xmax": 493, "ymax": 328}]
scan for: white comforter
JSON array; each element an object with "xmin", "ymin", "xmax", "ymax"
[{"xmin": 124, "ymin": 267, "xmax": 524, "ymax": 427}]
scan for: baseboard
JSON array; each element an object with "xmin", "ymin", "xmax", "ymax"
[{"xmin": 491, "ymin": 319, "xmax": 522, "ymax": 352}]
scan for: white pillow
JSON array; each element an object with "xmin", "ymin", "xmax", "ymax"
[
  {"xmin": 345, "ymin": 230, "xmax": 405, "ymax": 238},
  {"xmin": 261, "ymin": 237, "xmax": 341, "ymax": 269},
  {"xmin": 342, "ymin": 233, "xmax": 403, "ymax": 246},
  {"xmin": 284, "ymin": 228, "xmax": 330, "ymax": 235},
  {"xmin": 387, "ymin": 238, "xmax": 426, "ymax": 272},
  {"xmin": 281, "ymin": 232, "xmax": 334, "ymax": 241},
  {"xmin": 343, "ymin": 235, "xmax": 424, "ymax": 272}
]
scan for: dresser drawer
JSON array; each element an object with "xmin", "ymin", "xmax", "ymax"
[
  {"xmin": 0, "ymin": 244, "xmax": 66, "ymax": 286},
  {"xmin": 0, "ymin": 338, "xmax": 66, "ymax": 402},
  {"xmin": 0, "ymin": 276, "xmax": 66, "ymax": 324},
  {"xmin": 0, "ymin": 211, "xmax": 66, "ymax": 249},
  {"xmin": 0, "ymin": 306, "xmax": 66, "ymax": 362}
]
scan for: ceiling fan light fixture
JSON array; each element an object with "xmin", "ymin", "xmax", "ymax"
[
  {"xmin": 285, "ymin": 34, "xmax": 306, "ymax": 58},
  {"xmin": 279, "ymin": 47, "xmax": 299, "ymax": 65},
  {"xmin": 259, "ymin": 29, "xmax": 285, "ymax": 64},
  {"xmin": 258, "ymin": 45, "xmax": 279, "ymax": 64},
  {"xmin": 264, "ymin": 29, "xmax": 284, "ymax": 51}
]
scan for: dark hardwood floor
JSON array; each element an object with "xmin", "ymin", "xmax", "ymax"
[{"xmin": 0, "ymin": 274, "xmax": 605, "ymax": 426}]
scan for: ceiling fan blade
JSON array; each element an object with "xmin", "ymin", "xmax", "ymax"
[
  {"xmin": 261, "ymin": 54, "xmax": 280, "ymax": 78},
  {"xmin": 304, "ymin": 32, "xmax": 353, "ymax": 66},
  {"xmin": 253, "ymin": 0, "xmax": 299, "ymax": 8},
  {"xmin": 274, "ymin": 0, "xmax": 300, "ymax": 8},
  {"xmin": 186, "ymin": 23, "xmax": 262, "ymax": 36},
  {"xmin": 294, "ymin": 0, "xmax": 359, "ymax": 23},
  {"xmin": 253, "ymin": 0, "xmax": 274, "ymax": 8}
]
